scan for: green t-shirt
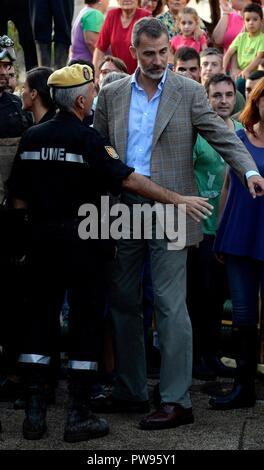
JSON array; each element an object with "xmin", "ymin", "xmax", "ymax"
[
  {"xmin": 193, "ymin": 119, "xmax": 243, "ymax": 235},
  {"xmin": 81, "ymin": 9, "xmax": 105, "ymax": 33},
  {"xmin": 230, "ymin": 31, "xmax": 264, "ymax": 70}
]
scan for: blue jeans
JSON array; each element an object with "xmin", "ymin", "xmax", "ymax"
[{"xmin": 226, "ymin": 255, "xmax": 264, "ymax": 327}]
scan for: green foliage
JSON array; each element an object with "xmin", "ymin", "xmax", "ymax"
[
  {"xmin": 7, "ymin": 21, "xmax": 22, "ymax": 54},
  {"xmin": 7, "ymin": 21, "xmax": 23, "ymax": 81}
]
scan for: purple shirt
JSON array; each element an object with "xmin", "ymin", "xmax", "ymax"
[{"xmin": 71, "ymin": 6, "xmax": 104, "ymax": 62}]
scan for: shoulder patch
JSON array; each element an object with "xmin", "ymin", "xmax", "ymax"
[{"xmin": 105, "ymin": 146, "xmax": 119, "ymax": 159}]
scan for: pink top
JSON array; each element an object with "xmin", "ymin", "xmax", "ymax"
[
  {"xmin": 223, "ymin": 12, "xmax": 244, "ymax": 53},
  {"xmin": 96, "ymin": 8, "xmax": 150, "ymax": 74},
  {"xmin": 170, "ymin": 34, "xmax": 208, "ymax": 54}
]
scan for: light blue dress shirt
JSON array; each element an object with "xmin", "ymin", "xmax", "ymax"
[{"xmin": 126, "ymin": 68, "xmax": 167, "ymax": 176}]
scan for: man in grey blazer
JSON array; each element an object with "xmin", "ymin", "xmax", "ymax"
[{"xmin": 94, "ymin": 17, "xmax": 264, "ymax": 430}]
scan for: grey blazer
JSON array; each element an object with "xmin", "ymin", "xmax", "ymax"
[{"xmin": 94, "ymin": 69, "xmax": 258, "ymax": 246}]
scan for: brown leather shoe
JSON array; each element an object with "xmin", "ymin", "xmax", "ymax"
[{"xmin": 139, "ymin": 403, "xmax": 194, "ymax": 430}]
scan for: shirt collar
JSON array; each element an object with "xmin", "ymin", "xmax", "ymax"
[
  {"xmin": 131, "ymin": 67, "xmax": 168, "ymax": 91},
  {"xmin": 54, "ymin": 110, "xmax": 82, "ymax": 123}
]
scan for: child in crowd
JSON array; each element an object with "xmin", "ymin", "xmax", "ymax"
[
  {"xmin": 170, "ymin": 7, "xmax": 207, "ymax": 54},
  {"xmin": 223, "ymin": 3, "xmax": 264, "ymax": 80}
]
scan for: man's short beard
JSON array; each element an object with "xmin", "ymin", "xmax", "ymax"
[{"xmin": 142, "ymin": 69, "xmax": 164, "ymax": 80}]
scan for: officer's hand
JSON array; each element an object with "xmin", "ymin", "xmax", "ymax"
[{"xmin": 178, "ymin": 196, "xmax": 213, "ymax": 223}]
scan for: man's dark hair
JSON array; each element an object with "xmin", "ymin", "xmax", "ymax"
[
  {"xmin": 243, "ymin": 3, "xmax": 263, "ymax": 19},
  {"xmin": 200, "ymin": 47, "xmax": 223, "ymax": 60},
  {"xmin": 205, "ymin": 73, "xmax": 236, "ymax": 95},
  {"xmin": 247, "ymin": 70, "xmax": 264, "ymax": 81},
  {"xmin": 98, "ymin": 55, "xmax": 128, "ymax": 73},
  {"xmin": 132, "ymin": 17, "xmax": 169, "ymax": 48},
  {"xmin": 174, "ymin": 47, "xmax": 200, "ymax": 67}
]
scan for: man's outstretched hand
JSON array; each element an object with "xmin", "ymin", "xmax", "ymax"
[{"xmin": 247, "ymin": 175, "xmax": 264, "ymax": 199}]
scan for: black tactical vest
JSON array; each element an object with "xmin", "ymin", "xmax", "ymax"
[{"xmin": 0, "ymin": 91, "xmax": 32, "ymax": 138}]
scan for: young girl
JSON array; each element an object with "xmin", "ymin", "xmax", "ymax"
[
  {"xmin": 223, "ymin": 3, "xmax": 264, "ymax": 80},
  {"xmin": 170, "ymin": 7, "xmax": 207, "ymax": 54}
]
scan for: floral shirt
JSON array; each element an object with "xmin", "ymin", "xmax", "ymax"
[{"xmin": 157, "ymin": 11, "xmax": 179, "ymax": 40}]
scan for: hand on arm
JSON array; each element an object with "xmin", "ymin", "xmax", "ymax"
[
  {"xmin": 193, "ymin": 26, "xmax": 204, "ymax": 41},
  {"xmin": 240, "ymin": 68, "xmax": 250, "ymax": 80},
  {"xmin": 122, "ymin": 173, "xmax": 213, "ymax": 222}
]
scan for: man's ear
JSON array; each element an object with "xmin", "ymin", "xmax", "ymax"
[
  {"xmin": 129, "ymin": 46, "xmax": 137, "ymax": 60},
  {"xmin": 76, "ymin": 95, "xmax": 85, "ymax": 110}
]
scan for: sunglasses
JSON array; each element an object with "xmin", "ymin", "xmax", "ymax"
[{"xmin": 0, "ymin": 47, "xmax": 16, "ymax": 62}]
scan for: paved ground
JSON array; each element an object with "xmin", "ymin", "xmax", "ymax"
[{"xmin": 1, "ymin": 376, "xmax": 264, "ymax": 452}]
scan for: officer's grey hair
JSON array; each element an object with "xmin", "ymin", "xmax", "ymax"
[
  {"xmin": 101, "ymin": 71, "xmax": 128, "ymax": 88},
  {"xmin": 132, "ymin": 17, "xmax": 169, "ymax": 49},
  {"xmin": 52, "ymin": 83, "xmax": 89, "ymax": 111}
]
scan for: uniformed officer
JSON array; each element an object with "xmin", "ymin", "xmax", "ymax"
[
  {"xmin": 0, "ymin": 36, "xmax": 32, "ymax": 424},
  {"xmin": 8, "ymin": 63, "xmax": 212, "ymax": 443},
  {"xmin": 0, "ymin": 35, "xmax": 32, "ymax": 201}
]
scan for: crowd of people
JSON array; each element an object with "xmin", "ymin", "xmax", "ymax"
[{"xmin": 0, "ymin": 0, "xmax": 264, "ymax": 444}]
